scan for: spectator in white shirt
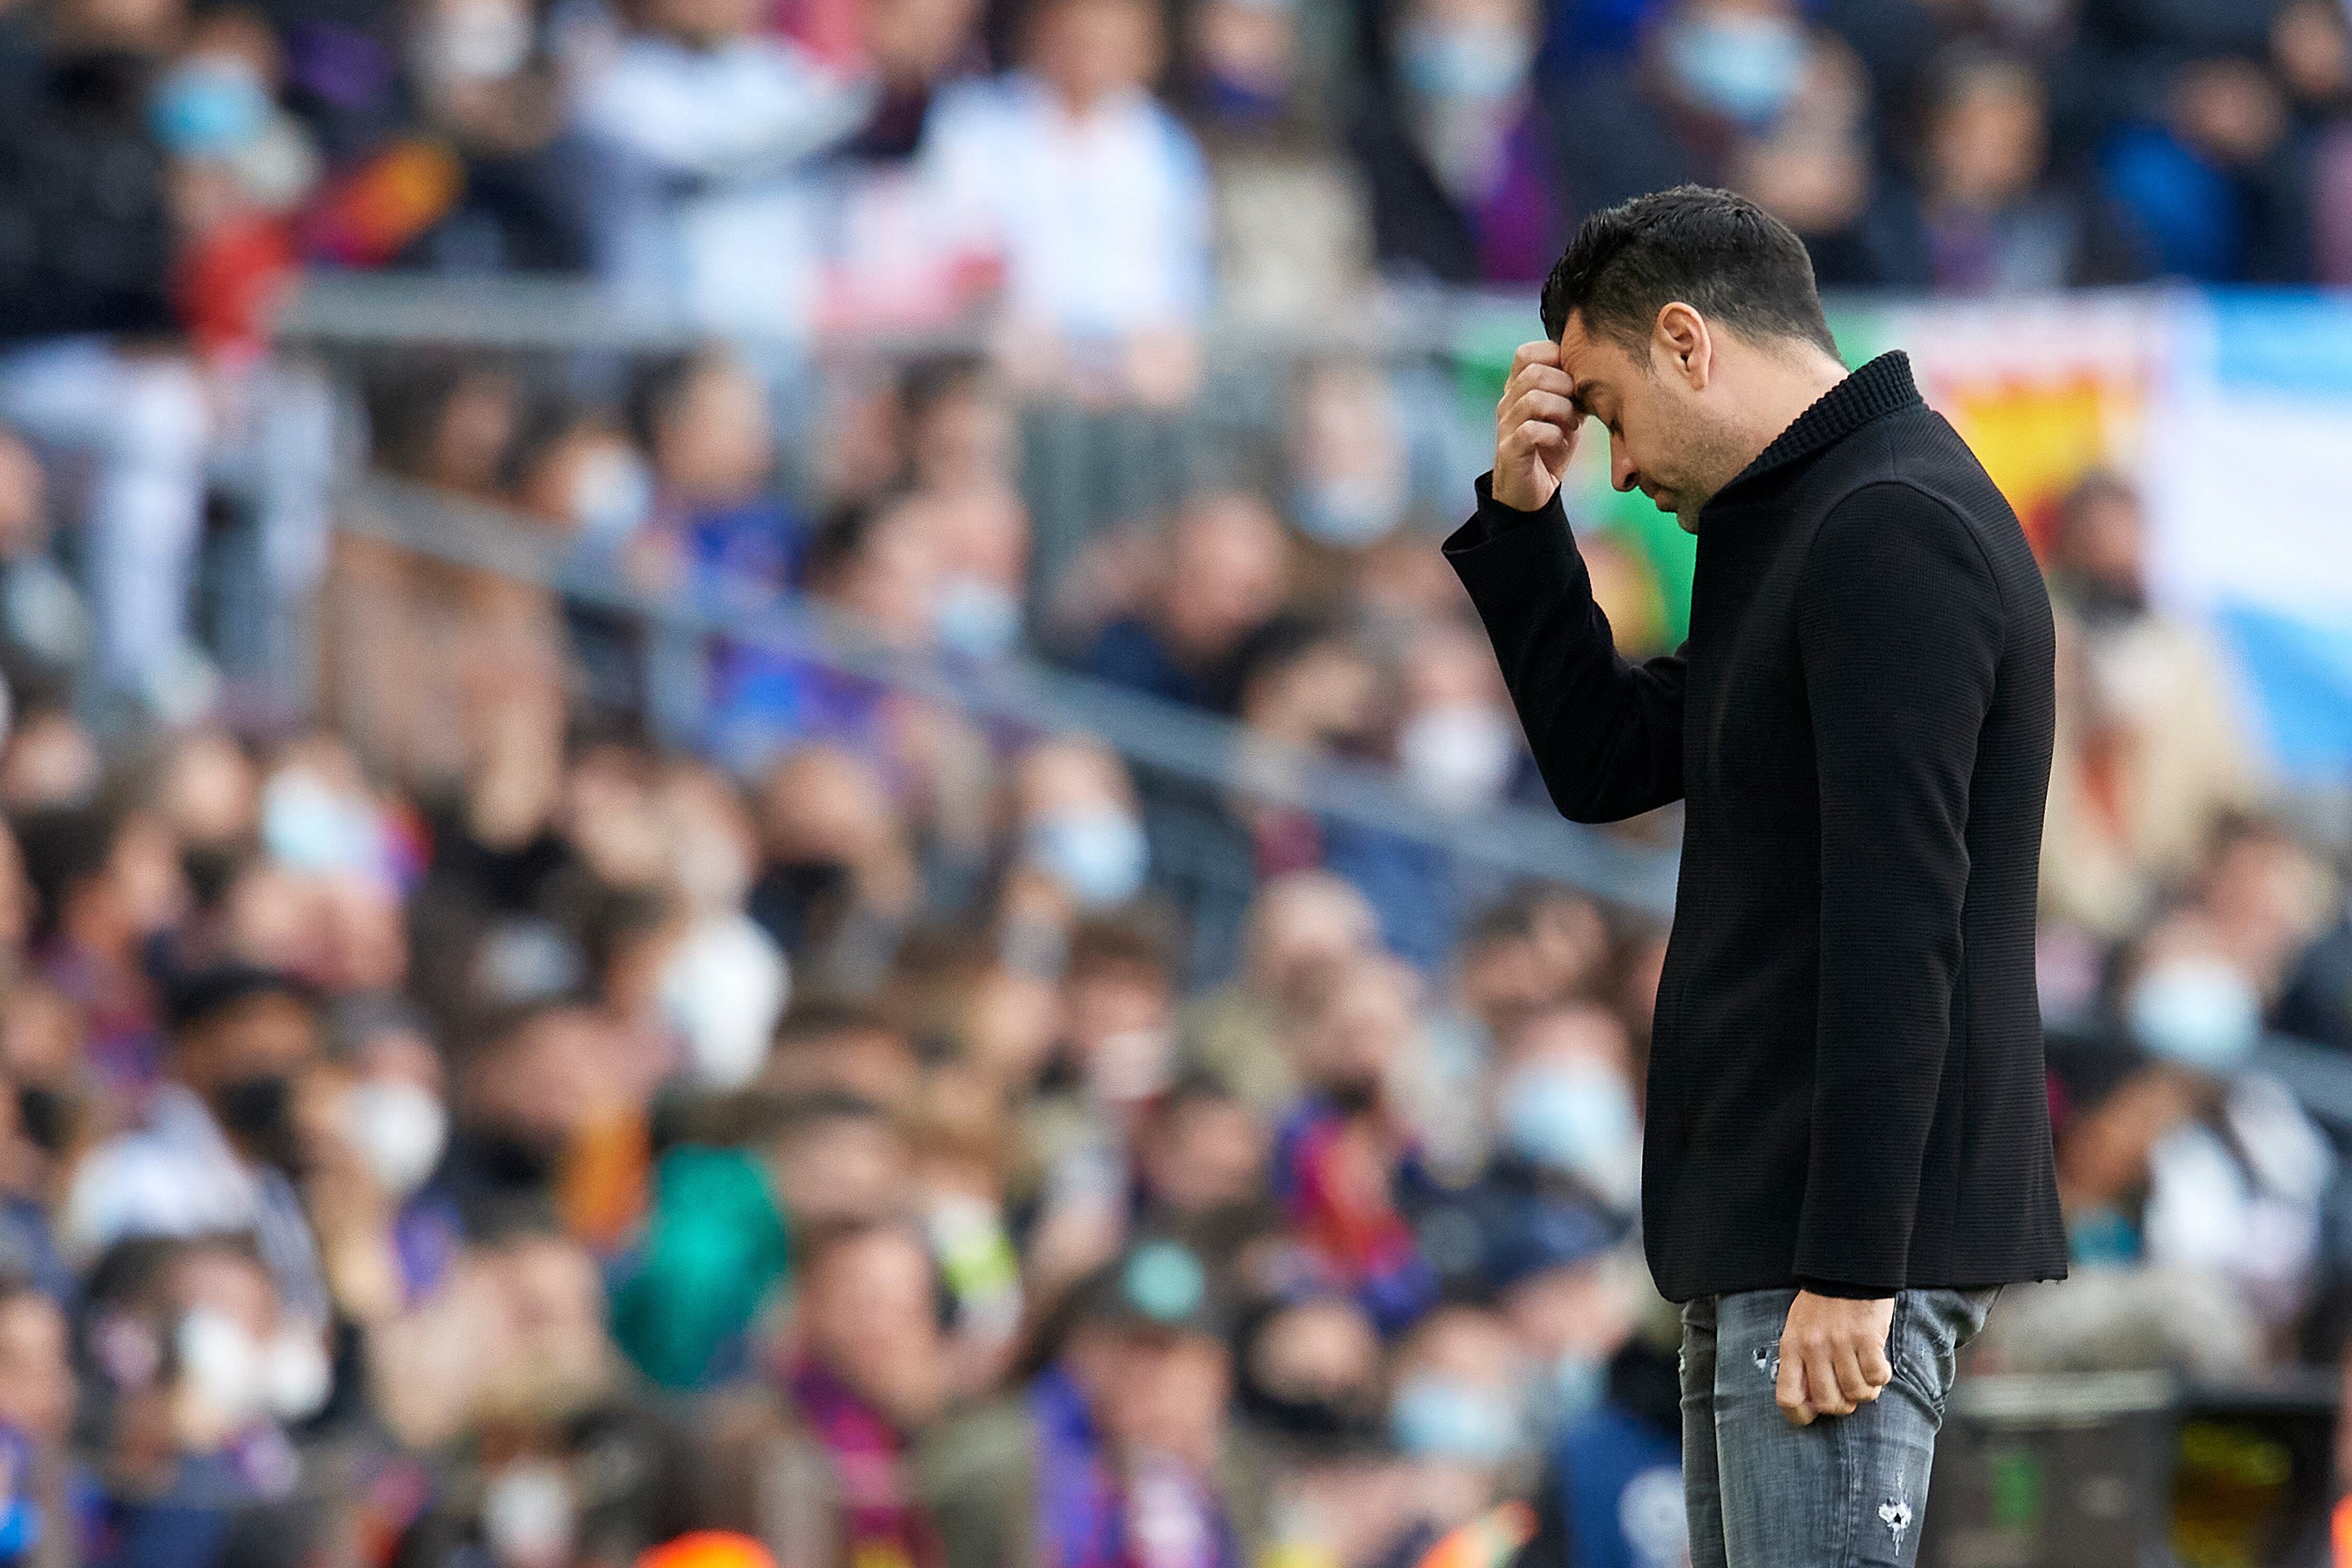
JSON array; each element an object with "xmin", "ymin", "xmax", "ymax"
[
  {"xmin": 924, "ymin": 0, "xmax": 1214, "ymax": 407},
  {"xmin": 63, "ymin": 967, "xmax": 331, "ymax": 1325},
  {"xmin": 574, "ymin": 0, "xmax": 873, "ymax": 324}
]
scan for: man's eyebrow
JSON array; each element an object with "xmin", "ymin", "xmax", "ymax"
[{"xmin": 1567, "ymin": 385, "xmax": 1597, "ymax": 419}]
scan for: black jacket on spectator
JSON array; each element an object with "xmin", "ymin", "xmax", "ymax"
[
  {"xmin": 1444, "ymin": 352, "xmax": 2068, "ymax": 1300},
  {"xmin": 0, "ymin": 44, "xmax": 177, "ymax": 343}
]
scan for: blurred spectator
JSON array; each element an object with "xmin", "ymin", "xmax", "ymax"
[
  {"xmin": 62, "ymin": 969, "xmax": 332, "ymax": 1321},
  {"xmin": 924, "ymin": 0, "xmax": 1213, "ymax": 407},
  {"xmin": 406, "ymin": 0, "xmax": 594, "ymax": 271},
  {"xmin": 918, "ymin": 1237, "xmax": 1256, "ymax": 1568},
  {"xmin": 0, "ymin": 430, "xmax": 92, "ymax": 702},
  {"xmin": 1272, "ymin": 954, "xmax": 1439, "ymax": 1331},
  {"xmin": 1381, "ymin": 1304, "xmax": 1537, "ymax": 1563},
  {"xmin": 2102, "ymin": 52, "xmax": 2309, "ymax": 281},
  {"xmin": 1181, "ymin": 870, "xmax": 1379, "ymax": 1113},
  {"xmin": 1178, "ymin": 0, "xmax": 1373, "ymax": 319},
  {"xmin": 784, "ymin": 1219, "xmax": 952, "ymax": 1564},
  {"xmin": 0, "ymin": 1278, "xmax": 75, "ymax": 1565},
  {"xmin": 0, "ymin": 0, "xmax": 214, "ymax": 702},
  {"xmin": 1843, "ymin": 43, "xmax": 2147, "ymax": 291},
  {"xmin": 17, "ymin": 797, "xmax": 183, "ymax": 1090},
  {"xmin": 749, "ymin": 745, "xmax": 919, "ymax": 994},
  {"xmin": 1081, "ymin": 491, "xmax": 1292, "ymax": 711},
  {"xmin": 573, "ymin": 0, "xmax": 871, "ymax": 321},
  {"xmin": 2040, "ymin": 476, "xmax": 2262, "ymax": 939},
  {"xmin": 1516, "ymin": 1315, "xmax": 1688, "ymax": 1568},
  {"xmin": 624, "ymin": 347, "xmax": 797, "ymax": 595},
  {"xmin": 1347, "ymin": 0, "xmax": 1563, "ymax": 284}
]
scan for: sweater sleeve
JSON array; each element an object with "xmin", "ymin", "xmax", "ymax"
[
  {"xmin": 1792, "ymin": 482, "xmax": 2003, "ymax": 1291},
  {"xmin": 1442, "ymin": 475, "xmax": 1687, "ymax": 824}
]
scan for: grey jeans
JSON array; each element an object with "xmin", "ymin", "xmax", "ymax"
[{"xmin": 1680, "ymin": 1286, "xmax": 1998, "ymax": 1568}]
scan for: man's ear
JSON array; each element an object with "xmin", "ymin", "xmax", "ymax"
[{"xmin": 1654, "ymin": 303, "xmax": 1712, "ymax": 391}]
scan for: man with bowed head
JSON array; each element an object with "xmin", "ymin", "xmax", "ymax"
[{"xmin": 1444, "ymin": 185, "xmax": 2065, "ymax": 1566}]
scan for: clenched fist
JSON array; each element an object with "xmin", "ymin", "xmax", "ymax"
[
  {"xmin": 1492, "ymin": 339, "xmax": 1584, "ymax": 512},
  {"xmin": 1775, "ymin": 1290, "xmax": 1896, "ymax": 1426}
]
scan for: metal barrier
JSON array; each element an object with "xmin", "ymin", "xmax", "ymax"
[{"xmin": 331, "ymin": 474, "xmax": 1680, "ymax": 981}]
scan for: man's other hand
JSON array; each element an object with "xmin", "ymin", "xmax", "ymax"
[
  {"xmin": 1775, "ymin": 1290, "xmax": 1895, "ymax": 1426},
  {"xmin": 1492, "ymin": 340, "xmax": 1582, "ymax": 512}
]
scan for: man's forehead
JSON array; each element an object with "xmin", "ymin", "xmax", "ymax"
[{"xmin": 1554, "ymin": 315, "xmax": 1636, "ymax": 395}]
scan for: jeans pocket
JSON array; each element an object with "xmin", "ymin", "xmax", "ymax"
[{"xmin": 1890, "ymin": 1289, "xmax": 1978, "ymax": 1420}]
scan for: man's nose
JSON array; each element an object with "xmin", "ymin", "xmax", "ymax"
[{"xmin": 1612, "ymin": 450, "xmax": 1640, "ymax": 493}]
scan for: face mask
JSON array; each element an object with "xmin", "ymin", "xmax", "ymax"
[
  {"xmin": 482, "ymin": 1459, "xmax": 574, "ymax": 1568},
  {"xmin": 2, "ymin": 554, "xmax": 90, "ymax": 668},
  {"xmin": 421, "ymin": 0, "xmax": 532, "ymax": 83},
  {"xmin": 1544, "ymin": 1350, "xmax": 1607, "ymax": 1428},
  {"xmin": 1025, "ymin": 807, "xmax": 1148, "ymax": 910},
  {"xmin": 151, "ymin": 56, "xmax": 273, "ymax": 156},
  {"xmin": 1390, "ymin": 1374, "xmax": 1519, "ymax": 1462},
  {"xmin": 1399, "ymin": 20, "xmax": 1532, "ymax": 104},
  {"xmin": 261, "ymin": 769, "xmax": 384, "ymax": 880},
  {"xmin": 658, "ymin": 912, "xmax": 790, "ymax": 1091},
  {"xmin": 2128, "ymin": 958, "xmax": 2261, "ymax": 1075},
  {"xmin": 176, "ymin": 1310, "xmax": 332, "ymax": 1431},
  {"xmin": 568, "ymin": 445, "xmax": 653, "ymax": 546},
  {"xmin": 1502, "ymin": 1061, "xmax": 1640, "ymax": 1203},
  {"xmin": 1292, "ymin": 475, "xmax": 1406, "ymax": 549},
  {"xmin": 15, "ymin": 1083, "xmax": 74, "ymax": 1154},
  {"xmin": 934, "ymin": 574, "xmax": 1024, "ymax": 660},
  {"xmin": 344, "ymin": 1079, "xmax": 448, "ymax": 1198},
  {"xmin": 1399, "ymin": 703, "xmax": 1518, "ymax": 814},
  {"xmin": 212, "ymin": 1074, "xmax": 303, "ymax": 1171},
  {"xmin": 1664, "ymin": 13, "xmax": 1807, "ymax": 125}
]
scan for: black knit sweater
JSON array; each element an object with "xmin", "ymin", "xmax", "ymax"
[{"xmin": 1445, "ymin": 352, "xmax": 2069, "ymax": 1301}]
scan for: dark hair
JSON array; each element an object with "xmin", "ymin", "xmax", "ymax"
[
  {"xmin": 1539, "ymin": 186, "xmax": 1837, "ymax": 358},
  {"xmin": 13, "ymin": 801, "xmax": 124, "ymax": 944},
  {"xmin": 622, "ymin": 345, "xmax": 733, "ymax": 456}
]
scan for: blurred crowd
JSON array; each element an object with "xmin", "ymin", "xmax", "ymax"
[
  {"xmin": 0, "ymin": 306, "xmax": 2343, "ymax": 1568},
  {"xmin": 0, "ymin": 0, "xmax": 2350, "ymax": 1563}
]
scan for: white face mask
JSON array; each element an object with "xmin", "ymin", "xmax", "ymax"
[
  {"xmin": 482, "ymin": 1459, "xmax": 575, "ymax": 1568},
  {"xmin": 344, "ymin": 1079, "xmax": 450, "ymax": 1198},
  {"xmin": 262, "ymin": 767, "xmax": 386, "ymax": 879},
  {"xmin": 568, "ymin": 444, "xmax": 654, "ymax": 545},
  {"xmin": 1398, "ymin": 702, "xmax": 1520, "ymax": 814},
  {"xmin": 177, "ymin": 1309, "xmax": 333, "ymax": 1430},
  {"xmin": 2128, "ymin": 957, "xmax": 2262, "ymax": 1076},
  {"xmin": 659, "ymin": 912, "xmax": 790, "ymax": 1090}
]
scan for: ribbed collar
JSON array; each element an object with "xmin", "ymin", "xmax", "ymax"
[{"xmin": 1716, "ymin": 350, "xmax": 1923, "ymax": 501}]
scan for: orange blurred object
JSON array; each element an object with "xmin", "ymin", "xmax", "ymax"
[
  {"xmin": 559, "ymin": 1103, "xmax": 651, "ymax": 1250},
  {"xmin": 2333, "ymin": 1493, "xmax": 2352, "ymax": 1565},
  {"xmin": 638, "ymin": 1531, "xmax": 779, "ymax": 1568}
]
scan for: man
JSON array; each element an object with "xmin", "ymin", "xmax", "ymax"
[
  {"xmin": 1444, "ymin": 186, "xmax": 2065, "ymax": 1566},
  {"xmin": 61, "ymin": 966, "xmax": 331, "ymax": 1324},
  {"xmin": 918, "ymin": 1237, "xmax": 1258, "ymax": 1568},
  {"xmin": 785, "ymin": 1220, "xmax": 952, "ymax": 1568}
]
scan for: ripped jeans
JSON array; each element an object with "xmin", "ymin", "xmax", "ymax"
[{"xmin": 1680, "ymin": 1286, "xmax": 1997, "ymax": 1567}]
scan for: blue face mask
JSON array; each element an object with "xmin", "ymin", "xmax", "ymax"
[
  {"xmin": 1292, "ymin": 476, "xmax": 1406, "ymax": 549},
  {"xmin": 152, "ymin": 58, "xmax": 273, "ymax": 156},
  {"xmin": 1399, "ymin": 20, "xmax": 1532, "ymax": 105},
  {"xmin": 1502, "ymin": 1062, "xmax": 1639, "ymax": 1181},
  {"xmin": 1546, "ymin": 1351, "xmax": 1607, "ymax": 1428},
  {"xmin": 1391, "ymin": 1375, "xmax": 1520, "ymax": 1462},
  {"xmin": 2127, "ymin": 959, "xmax": 2260, "ymax": 1076},
  {"xmin": 1664, "ymin": 13, "xmax": 1806, "ymax": 126},
  {"xmin": 934, "ymin": 575, "xmax": 1023, "ymax": 660},
  {"xmin": 1026, "ymin": 807, "xmax": 1148, "ymax": 909}
]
